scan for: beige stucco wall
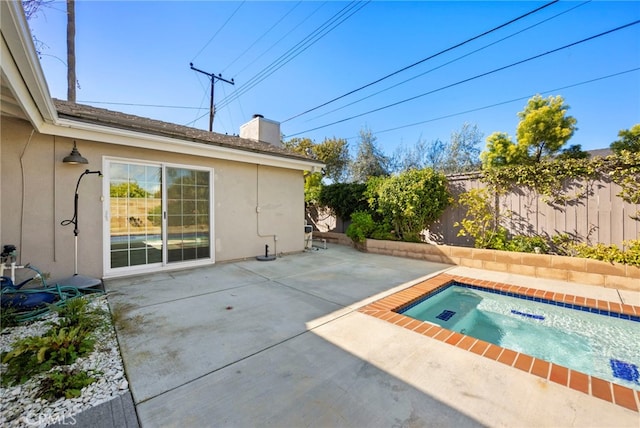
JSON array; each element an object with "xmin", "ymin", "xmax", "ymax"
[{"xmin": 1, "ymin": 116, "xmax": 305, "ymax": 282}]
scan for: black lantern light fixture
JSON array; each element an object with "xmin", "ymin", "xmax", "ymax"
[{"xmin": 63, "ymin": 141, "xmax": 88, "ymax": 164}]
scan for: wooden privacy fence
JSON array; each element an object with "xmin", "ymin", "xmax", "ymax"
[{"xmin": 309, "ymin": 173, "xmax": 639, "ymax": 248}]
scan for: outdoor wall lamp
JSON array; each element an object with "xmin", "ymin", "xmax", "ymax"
[{"xmin": 62, "ymin": 141, "xmax": 88, "ymax": 164}]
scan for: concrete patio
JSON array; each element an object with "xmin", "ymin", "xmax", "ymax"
[{"xmin": 105, "ymin": 244, "xmax": 639, "ymax": 427}]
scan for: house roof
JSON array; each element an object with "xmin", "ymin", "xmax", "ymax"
[{"xmin": 54, "ymin": 99, "xmax": 314, "ymax": 163}]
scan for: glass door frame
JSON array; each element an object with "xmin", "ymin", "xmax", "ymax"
[{"xmin": 102, "ymin": 157, "xmax": 215, "ymax": 278}]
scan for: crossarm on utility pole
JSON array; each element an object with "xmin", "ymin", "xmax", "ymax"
[{"xmin": 190, "ymin": 63, "xmax": 235, "ymax": 132}]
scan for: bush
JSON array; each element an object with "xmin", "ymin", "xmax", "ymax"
[
  {"xmin": 506, "ymin": 235, "xmax": 550, "ymax": 253},
  {"xmin": 346, "ymin": 211, "xmax": 376, "ymax": 244},
  {"xmin": 567, "ymin": 240, "xmax": 640, "ymax": 267},
  {"xmin": 374, "ymin": 168, "xmax": 451, "ymax": 241},
  {"xmin": 455, "ymin": 188, "xmax": 505, "ymax": 249},
  {"xmin": 37, "ymin": 368, "xmax": 97, "ymax": 401},
  {"xmin": 318, "ymin": 183, "xmax": 368, "ymax": 220}
]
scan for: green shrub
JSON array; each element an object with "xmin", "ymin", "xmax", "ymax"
[
  {"xmin": 374, "ymin": 168, "xmax": 451, "ymax": 241},
  {"xmin": 506, "ymin": 235, "xmax": 550, "ymax": 253},
  {"xmin": 455, "ymin": 188, "xmax": 506, "ymax": 249},
  {"xmin": 50, "ymin": 297, "xmax": 107, "ymax": 333},
  {"xmin": 37, "ymin": 368, "xmax": 97, "ymax": 401},
  {"xmin": 318, "ymin": 183, "xmax": 369, "ymax": 220},
  {"xmin": 567, "ymin": 240, "xmax": 640, "ymax": 267},
  {"xmin": 346, "ymin": 211, "xmax": 376, "ymax": 244},
  {"xmin": 1, "ymin": 326, "xmax": 95, "ymax": 386},
  {"xmin": 1, "ymin": 307, "xmax": 19, "ymax": 330}
]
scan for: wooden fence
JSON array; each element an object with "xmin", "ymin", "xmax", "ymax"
[{"xmin": 309, "ymin": 174, "xmax": 639, "ymax": 248}]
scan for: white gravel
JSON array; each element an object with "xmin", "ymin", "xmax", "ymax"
[{"xmin": 0, "ymin": 295, "xmax": 129, "ymax": 428}]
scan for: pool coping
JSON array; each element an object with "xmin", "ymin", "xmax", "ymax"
[{"xmin": 358, "ymin": 273, "xmax": 640, "ymax": 413}]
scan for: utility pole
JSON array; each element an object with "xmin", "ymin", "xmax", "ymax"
[
  {"xmin": 67, "ymin": 0, "xmax": 76, "ymax": 102},
  {"xmin": 190, "ymin": 63, "xmax": 234, "ymax": 132}
]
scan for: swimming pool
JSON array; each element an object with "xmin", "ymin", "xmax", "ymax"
[
  {"xmin": 400, "ymin": 283, "xmax": 640, "ymax": 390},
  {"xmin": 358, "ymin": 273, "xmax": 640, "ymax": 412}
]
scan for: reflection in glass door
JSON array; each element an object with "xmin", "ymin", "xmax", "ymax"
[
  {"xmin": 109, "ymin": 162, "xmax": 162, "ymax": 268},
  {"xmin": 166, "ymin": 167, "xmax": 210, "ymax": 263}
]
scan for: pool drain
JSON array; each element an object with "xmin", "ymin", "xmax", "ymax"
[{"xmin": 436, "ymin": 310, "xmax": 456, "ymax": 321}]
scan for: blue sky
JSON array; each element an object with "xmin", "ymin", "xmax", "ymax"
[{"xmin": 28, "ymin": 1, "xmax": 640, "ymax": 156}]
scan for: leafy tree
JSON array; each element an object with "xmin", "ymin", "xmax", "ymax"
[
  {"xmin": 313, "ymin": 137, "xmax": 350, "ymax": 182},
  {"xmin": 373, "ymin": 168, "xmax": 451, "ymax": 242},
  {"xmin": 557, "ymin": 144, "xmax": 589, "ymax": 160},
  {"xmin": 350, "ymin": 127, "xmax": 389, "ymax": 183},
  {"xmin": 283, "ymin": 137, "xmax": 350, "ymax": 182},
  {"xmin": 481, "ymin": 95, "xmax": 577, "ymax": 168},
  {"xmin": 444, "ymin": 123, "xmax": 483, "ymax": 173},
  {"xmin": 283, "ymin": 136, "xmax": 350, "ymax": 204},
  {"xmin": 516, "ymin": 95, "xmax": 577, "ymax": 162},
  {"xmin": 480, "ymin": 132, "xmax": 522, "ymax": 167},
  {"xmin": 610, "ymin": 124, "xmax": 640, "ymax": 154},
  {"xmin": 391, "ymin": 124, "xmax": 482, "ymax": 174}
]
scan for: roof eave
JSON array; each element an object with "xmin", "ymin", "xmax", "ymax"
[
  {"xmin": 0, "ymin": 1, "xmax": 58, "ymax": 128},
  {"xmin": 43, "ymin": 118, "xmax": 325, "ymax": 172}
]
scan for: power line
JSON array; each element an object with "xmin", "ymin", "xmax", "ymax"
[
  {"xmin": 191, "ymin": 1, "xmax": 246, "ymax": 62},
  {"xmin": 232, "ymin": 2, "xmax": 328, "ymax": 79},
  {"xmin": 281, "ymin": 0, "xmax": 560, "ymax": 123},
  {"xmin": 307, "ymin": 0, "xmax": 591, "ymax": 123},
  {"xmin": 221, "ymin": 1, "xmax": 303, "ymax": 74},
  {"xmin": 354, "ymin": 68, "xmax": 640, "ymax": 140},
  {"xmin": 77, "ymin": 100, "xmax": 206, "ymax": 110},
  {"xmin": 215, "ymin": 1, "xmax": 369, "ymax": 111},
  {"xmin": 284, "ymin": 20, "xmax": 640, "ymax": 138}
]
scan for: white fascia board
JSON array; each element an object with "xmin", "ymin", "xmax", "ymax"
[
  {"xmin": 0, "ymin": 1, "xmax": 57, "ymax": 125},
  {"xmin": 41, "ymin": 119, "xmax": 325, "ymax": 172}
]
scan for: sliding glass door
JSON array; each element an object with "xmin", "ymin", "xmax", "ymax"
[
  {"xmin": 106, "ymin": 160, "xmax": 212, "ymax": 274},
  {"xmin": 166, "ymin": 167, "xmax": 211, "ymax": 263}
]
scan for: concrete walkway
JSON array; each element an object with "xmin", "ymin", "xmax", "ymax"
[{"xmin": 105, "ymin": 245, "xmax": 639, "ymax": 427}]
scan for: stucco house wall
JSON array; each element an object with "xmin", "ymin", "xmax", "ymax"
[
  {"xmin": 2, "ymin": 117, "xmax": 306, "ymax": 281},
  {"xmin": 1, "ymin": 2, "xmax": 321, "ymax": 283}
]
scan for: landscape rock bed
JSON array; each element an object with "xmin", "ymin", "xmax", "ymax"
[{"xmin": 0, "ymin": 295, "xmax": 129, "ymax": 428}]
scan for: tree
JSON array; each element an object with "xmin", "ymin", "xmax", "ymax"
[
  {"xmin": 283, "ymin": 137, "xmax": 350, "ymax": 183},
  {"xmin": 557, "ymin": 144, "xmax": 589, "ymax": 160},
  {"xmin": 313, "ymin": 137, "xmax": 349, "ymax": 183},
  {"xmin": 516, "ymin": 95, "xmax": 577, "ymax": 162},
  {"xmin": 445, "ymin": 123, "xmax": 482, "ymax": 173},
  {"xmin": 350, "ymin": 127, "xmax": 389, "ymax": 183},
  {"xmin": 481, "ymin": 95, "xmax": 577, "ymax": 168},
  {"xmin": 480, "ymin": 132, "xmax": 522, "ymax": 168},
  {"xmin": 391, "ymin": 124, "xmax": 482, "ymax": 174},
  {"xmin": 610, "ymin": 124, "xmax": 640, "ymax": 154}
]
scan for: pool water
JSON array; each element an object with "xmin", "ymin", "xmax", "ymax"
[{"xmin": 401, "ymin": 284, "xmax": 640, "ymax": 390}]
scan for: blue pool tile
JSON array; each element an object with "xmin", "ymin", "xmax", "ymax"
[{"xmin": 610, "ymin": 359, "xmax": 640, "ymax": 383}]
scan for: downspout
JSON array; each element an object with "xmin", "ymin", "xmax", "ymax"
[
  {"xmin": 256, "ymin": 164, "xmax": 277, "ymax": 257},
  {"xmin": 19, "ymin": 129, "xmax": 36, "ymax": 264}
]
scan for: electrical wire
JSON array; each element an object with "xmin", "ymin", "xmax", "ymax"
[
  {"xmin": 77, "ymin": 100, "xmax": 207, "ymax": 110},
  {"xmin": 306, "ymin": 0, "xmax": 591, "ymax": 123},
  {"xmin": 215, "ymin": 1, "xmax": 369, "ymax": 112},
  {"xmin": 281, "ymin": 0, "xmax": 560, "ymax": 123},
  {"xmin": 221, "ymin": 1, "xmax": 303, "ymax": 74},
  {"xmin": 354, "ymin": 67, "xmax": 640, "ymax": 139},
  {"xmin": 232, "ymin": 2, "xmax": 328, "ymax": 79},
  {"xmin": 191, "ymin": 1, "xmax": 246, "ymax": 62},
  {"xmin": 284, "ymin": 20, "xmax": 640, "ymax": 138}
]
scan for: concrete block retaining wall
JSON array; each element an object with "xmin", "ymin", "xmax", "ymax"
[{"xmin": 314, "ymin": 232, "xmax": 639, "ymax": 291}]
